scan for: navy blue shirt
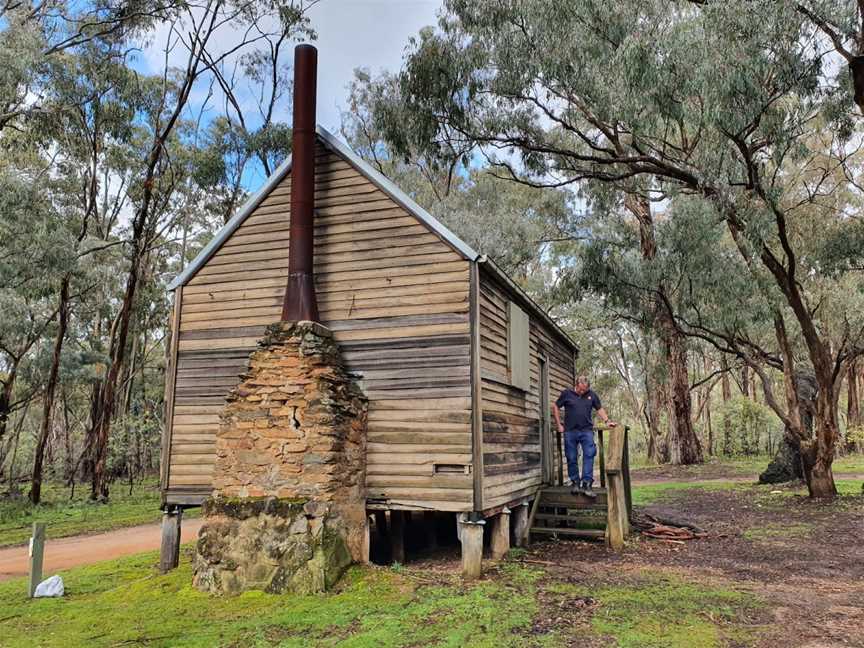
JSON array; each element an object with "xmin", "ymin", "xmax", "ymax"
[{"xmin": 556, "ymin": 389, "xmax": 601, "ymax": 432}]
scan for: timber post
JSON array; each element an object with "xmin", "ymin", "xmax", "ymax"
[
  {"xmin": 159, "ymin": 506, "xmax": 183, "ymax": 573},
  {"xmin": 361, "ymin": 514, "xmax": 371, "ymax": 564},
  {"xmin": 512, "ymin": 503, "xmax": 529, "ymax": 548},
  {"xmin": 28, "ymin": 522, "xmax": 45, "ymax": 598},
  {"xmin": 458, "ymin": 514, "xmax": 485, "ymax": 579},
  {"xmin": 390, "ymin": 511, "xmax": 406, "ymax": 564},
  {"xmin": 423, "ymin": 511, "xmax": 438, "ymax": 551},
  {"xmin": 604, "ymin": 428, "xmax": 629, "ymax": 551},
  {"xmin": 622, "ymin": 426, "xmax": 633, "ymax": 520},
  {"xmin": 489, "ymin": 508, "xmax": 511, "ymax": 559}
]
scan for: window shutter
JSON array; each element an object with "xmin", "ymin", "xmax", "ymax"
[{"xmin": 508, "ymin": 301, "xmax": 530, "ymax": 391}]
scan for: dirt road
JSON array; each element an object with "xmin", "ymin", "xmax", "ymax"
[{"xmin": 0, "ymin": 518, "xmax": 204, "ymax": 582}]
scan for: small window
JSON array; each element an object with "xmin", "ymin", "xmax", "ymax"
[{"xmin": 507, "ymin": 301, "xmax": 530, "ymax": 391}]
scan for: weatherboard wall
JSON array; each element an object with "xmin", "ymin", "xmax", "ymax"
[
  {"xmin": 164, "ymin": 139, "xmax": 474, "ymax": 511},
  {"xmin": 478, "ymin": 266, "xmax": 575, "ymax": 511}
]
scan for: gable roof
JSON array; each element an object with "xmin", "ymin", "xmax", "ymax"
[{"xmin": 168, "ymin": 125, "xmax": 577, "ymax": 352}]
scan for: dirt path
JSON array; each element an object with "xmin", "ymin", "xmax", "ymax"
[
  {"xmin": 523, "ymin": 484, "xmax": 864, "ymax": 647},
  {"xmin": 0, "ymin": 518, "xmax": 203, "ymax": 582}
]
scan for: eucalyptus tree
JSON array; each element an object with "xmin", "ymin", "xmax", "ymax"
[
  {"xmin": 371, "ymin": 0, "xmax": 864, "ymax": 496},
  {"xmin": 0, "ymin": 0, "xmax": 180, "ymax": 134},
  {"xmin": 0, "ymin": 141, "xmax": 70, "ymax": 477},
  {"xmin": 86, "ymin": 1, "xmax": 314, "ymax": 500},
  {"xmin": 794, "ymin": 0, "xmax": 864, "ymax": 114},
  {"xmin": 24, "ymin": 41, "xmax": 144, "ymax": 504},
  {"xmin": 343, "ymin": 69, "xmax": 575, "ymax": 279}
]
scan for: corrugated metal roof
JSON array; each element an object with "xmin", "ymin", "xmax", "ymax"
[{"xmin": 167, "ymin": 125, "xmax": 577, "ymax": 351}]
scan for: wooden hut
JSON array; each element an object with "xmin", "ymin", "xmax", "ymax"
[{"xmin": 159, "ymin": 125, "xmax": 582, "ymax": 565}]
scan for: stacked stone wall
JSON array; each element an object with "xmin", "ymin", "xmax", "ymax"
[{"xmin": 193, "ymin": 321, "xmax": 368, "ymax": 594}]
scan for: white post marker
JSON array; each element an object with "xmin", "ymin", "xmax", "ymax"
[{"xmin": 28, "ymin": 522, "xmax": 46, "ymax": 598}]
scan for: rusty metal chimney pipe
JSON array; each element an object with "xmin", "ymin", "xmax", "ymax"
[{"xmin": 281, "ymin": 43, "xmax": 320, "ymax": 322}]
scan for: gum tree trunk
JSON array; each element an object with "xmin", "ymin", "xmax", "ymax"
[
  {"xmin": 847, "ymin": 360, "xmax": 860, "ymax": 451},
  {"xmin": 31, "ymin": 277, "xmax": 70, "ymax": 504},
  {"xmin": 644, "ymin": 349, "xmax": 669, "ymax": 463},
  {"xmin": 660, "ymin": 316, "xmax": 703, "ymax": 465},
  {"xmin": 721, "ymin": 357, "xmax": 732, "ymax": 455},
  {"xmin": 625, "ymin": 193, "xmax": 700, "ymax": 464},
  {"xmin": 760, "ymin": 372, "xmax": 813, "ymax": 484}
]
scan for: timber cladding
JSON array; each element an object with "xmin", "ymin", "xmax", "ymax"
[
  {"xmin": 165, "ymin": 140, "xmax": 474, "ymax": 510},
  {"xmin": 478, "ymin": 267, "xmax": 575, "ymax": 511}
]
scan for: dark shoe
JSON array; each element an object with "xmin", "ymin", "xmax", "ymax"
[
  {"xmin": 582, "ymin": 483, "xmax": 597, "ymax": 498},
  {"xmin": 570, "ymin": 480, "xmax": 582, "ymax": 495}
]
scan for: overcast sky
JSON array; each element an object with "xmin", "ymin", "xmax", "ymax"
[
  {"xmin": 134, "ymin": 1, "xmax": 442, "ymax": 187},
  {"xmin": 305, "ymin": 0, "xmax": 441, "ymax": 130}
]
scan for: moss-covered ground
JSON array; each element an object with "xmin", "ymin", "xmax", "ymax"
[
  {"xmin": 630, "ymin": 480, "xmax": 739, "ymax": 506},
  {"xmin": 1, "ymin": 459, "xmax": 861, "ymax": 646},
  {"xmin": 0, "ymin": 547, "xmax": 767, "ymax": 648},
  {"xmin": 0, "ymin": 478, "xmax": 191, "ymax": 548},
  {"xmin": 542, "ymin": 572, "xmax": 763, "ymax": 648}
]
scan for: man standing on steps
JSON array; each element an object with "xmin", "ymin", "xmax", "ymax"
[{"xmin": 552, "ymin": 376, "xmax": 617, "ymax": 498}]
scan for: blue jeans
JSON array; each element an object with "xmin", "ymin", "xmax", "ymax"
[{"xmin": 564, "ymin": 429, "xmax": 596, "ymax": 485}]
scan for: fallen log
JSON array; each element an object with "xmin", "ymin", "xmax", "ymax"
[
  {"xmin": 631, "ymin": 513, "xmax": 708, "ymax": 541},
  {"xmin": 641, "ymin": 513, "xmax": 705, "ymax": 534}
]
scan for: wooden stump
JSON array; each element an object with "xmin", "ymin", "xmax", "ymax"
[
  {"xmin": 159, "ymin": 508, "xmax": 183, "ymax": 574},
  {"xmin": 489, "ymin": 508, "xmax": 511, "ymax": 559},
  {"xmin": 458, "ymin": 516, "xmax": 485, "ymax": 579},
  {"xmin": 390, "ymin": 511, "xmax": 406, "ymax": 564},
  {"xmin": 423, "ymin": 511, "xmax": 438, "ymax": 550},
  {"xmin": 361, "ymin": 514, "xmax": 371, "ymax": 564},
  {"xmin": 512, "ymin": 503, "xmax": 529, "ymax": 548}
]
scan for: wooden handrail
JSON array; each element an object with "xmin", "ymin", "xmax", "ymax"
[
  {"xmin": 622, "ymin": 426, "xmax": 632, "ymax": 519},
  {"xmin": 600, "ymin": 425, "xmax": 632, "ymax": 550},
  {"xmin": 604, "ymin": 428, "xmax": 624, "ymax": 475},
  {"xmin": 598, "ymin": 429, "xmax": 606, "ymax": 488}
]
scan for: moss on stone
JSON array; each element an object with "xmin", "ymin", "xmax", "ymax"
[{"xmin": 202, "ymin": 496, "xmax": 307, "ymax": 520}]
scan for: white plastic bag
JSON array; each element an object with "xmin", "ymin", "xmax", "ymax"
[{"xmin": 33, "ymin": 575, "xmax": 64, "ymax": 598}]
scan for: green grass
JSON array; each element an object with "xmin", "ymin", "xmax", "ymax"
[
  {"xmin": 754, "ymin": 478, "xmax": 862, "ymax": 501},
  {"xmin": 743, "ymin": 522, "xmax": 813, "ymax": 541},
  {"xmin": 631, "ymin": 477, "xmax": 862, "ymax": 510},
  {"xmin": 629, "ymin": 455, "xmax": 771, "ymax": 476},
  {"xmin": 630, "ymin": 481, "xmax": 739, "ymax": 506},
  {"xmin": 833, "ymin": 455, "xmax": 864, "ymax": 474},
  {"xmin": 547, "ymin": 571, "xmax": 763, "ymax": 648},
  {"xmin": 0, "ymin": 550, "xmax": 768, "ymax": 648},
  {"xmin": 0, "ymin": 478, "xmax": 180, "ymax": 548},
  {"xmin": 0, "ymin": 550, "xmax": 544, "ymax": 647},
  {"xmin": 631, "ymin": 454, "xmax": 864, "ymax": 479}
]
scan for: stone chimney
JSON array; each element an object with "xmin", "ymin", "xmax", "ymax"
[{"xmin": 193, "ymin": 322, "xmax": 368, "ymax": 595}]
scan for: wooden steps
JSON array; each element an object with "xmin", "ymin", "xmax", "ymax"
[
  {"xmin": 530, "ymin": 527, "xmax": 605, "ymax": 539},
  {"xmin": 528, "ymin": 486, "xmax": 610, "ymax": 544}
]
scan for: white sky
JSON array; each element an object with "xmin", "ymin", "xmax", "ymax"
[
  {"xmin": 132, "ymin": 0, "xmax": 441, "ymax": 189},
  {"xmin": 305, "ymin": 0, "xmax": 441, "ymax": 130},
  {"xmin": 139, "ymin": 0, "xmax": 441, "ymax": 130}
]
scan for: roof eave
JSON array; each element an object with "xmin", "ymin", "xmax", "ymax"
[
  {"xmin": 164, "ymin": 126, "xmax": 576, "ymax": 354},
  {"xmin": 314, "ymin": 126, "xmax": 480, "ymax": 262},
  {"xmin": 166, "ymin": 153, "xmax": 295, "ymax": 291}
]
